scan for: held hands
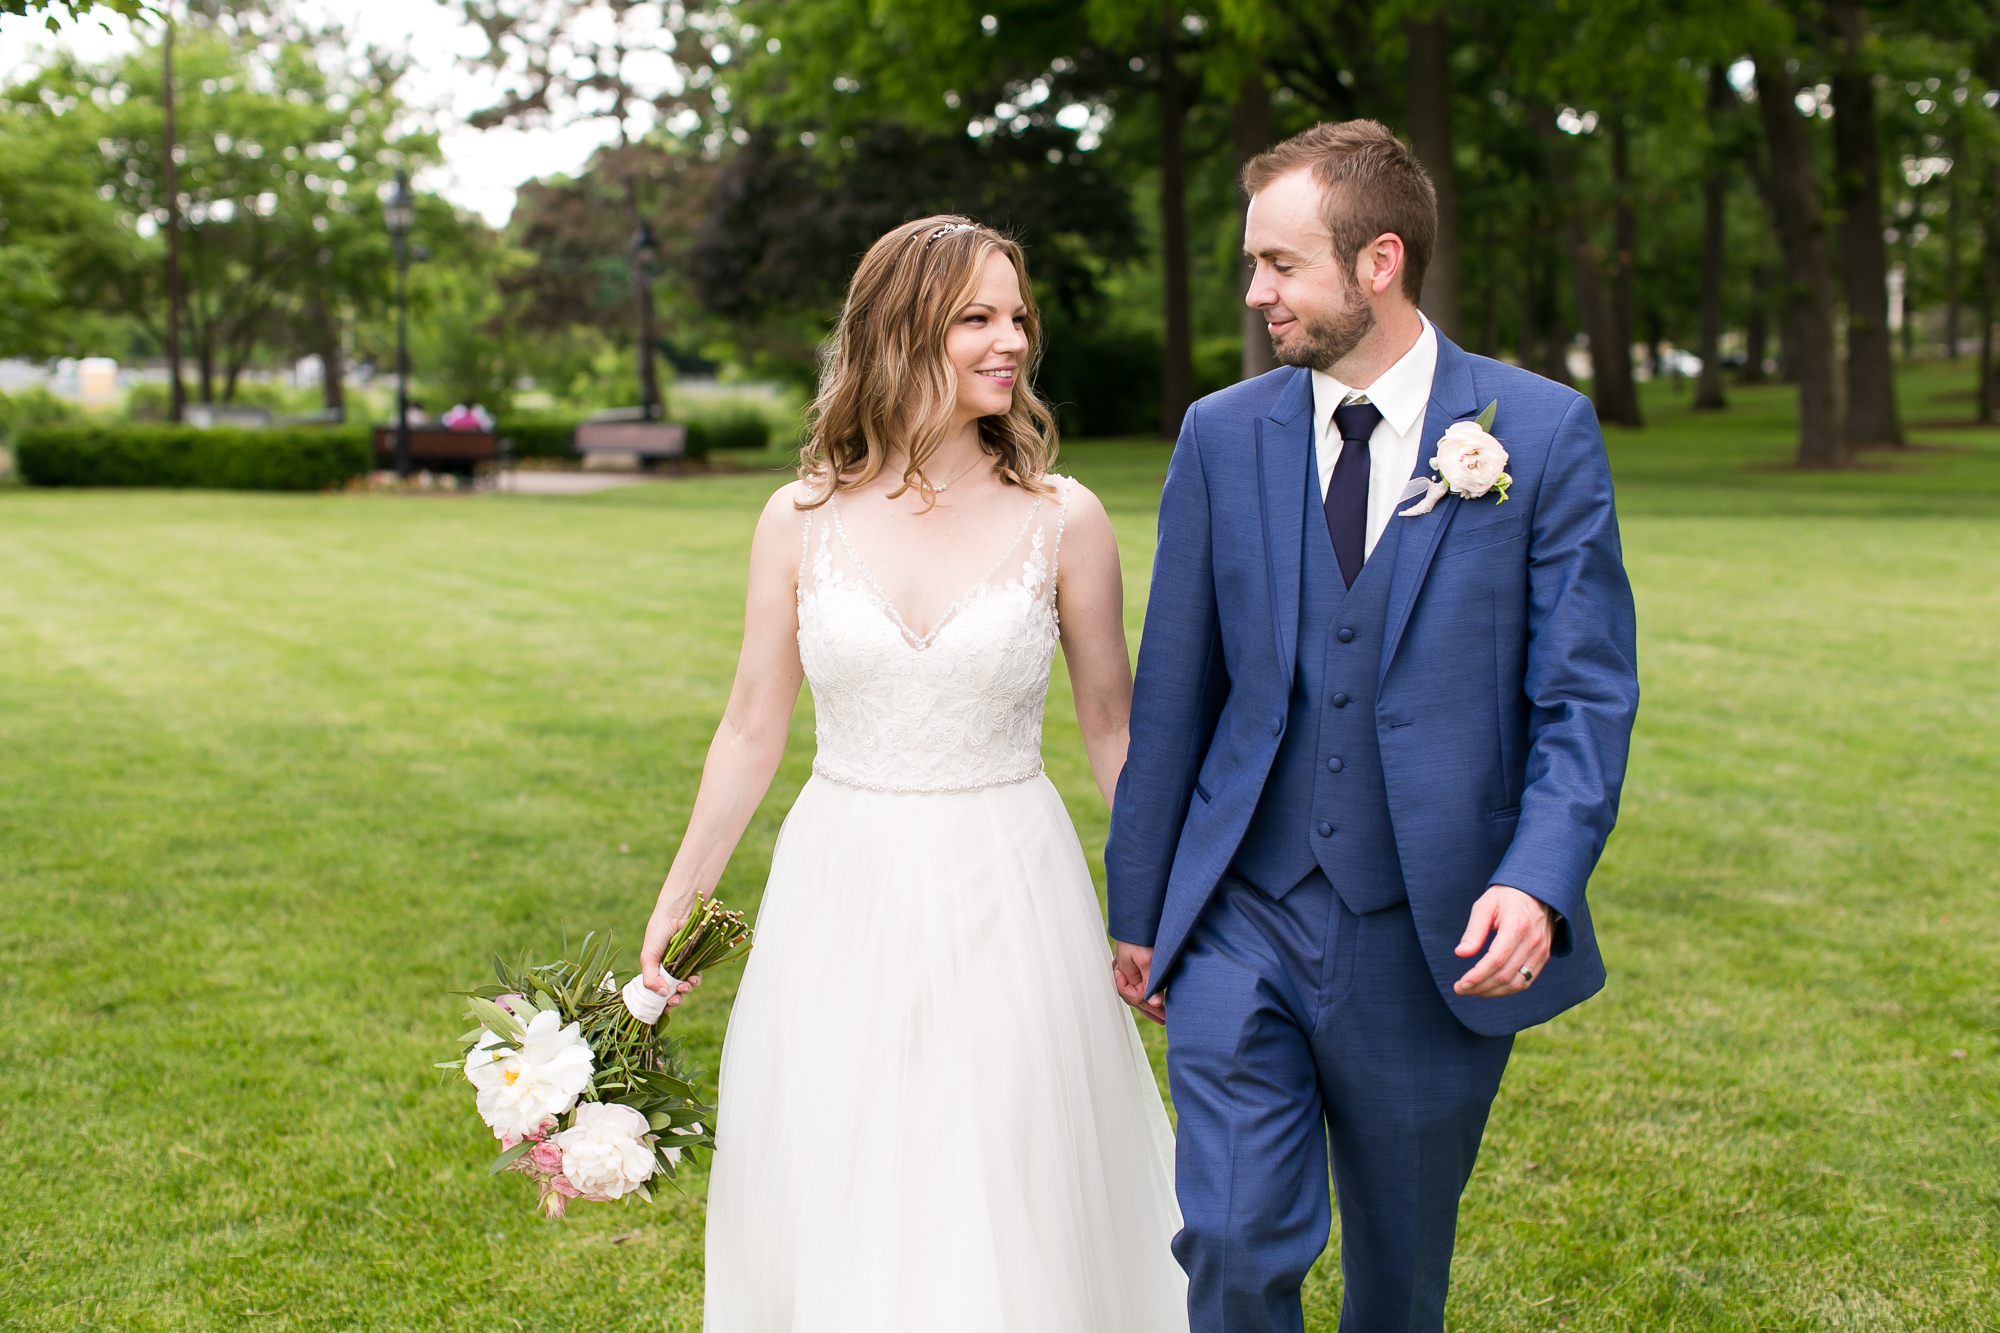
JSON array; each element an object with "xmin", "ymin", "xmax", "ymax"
[
  {"xmin": 1454, "ymin": 885, "xmax": 1555, "ymax": 997},
  {"xmin": 1112, "ymin": 940, "xmax": 1166, "ymax": 1026},
  {"xmin": 639, "ymin": 886, "xmax": 703, "ymax": 1010}
]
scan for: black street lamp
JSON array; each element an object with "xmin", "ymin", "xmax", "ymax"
[
  {"xmin": 629, "ymin": 215, "xmax": 662, "ymax": 420},
  {"xmin": 384, "ymin": 171, "xmax": 416, "ymax": 478}
]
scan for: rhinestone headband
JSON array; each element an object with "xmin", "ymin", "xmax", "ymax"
[{"xmin": 924, "ymin": 222, "xmax": 978, "ymax": 244}]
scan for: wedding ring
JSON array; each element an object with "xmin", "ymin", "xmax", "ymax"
[{"xmin": 1518, "ymin": 966, "xmax": 1534, "ymax": 983}]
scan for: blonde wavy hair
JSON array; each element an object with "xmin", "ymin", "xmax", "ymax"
[{"xmin": 797, "ymin": 215, "xmax": 1059, "ymax": 507}]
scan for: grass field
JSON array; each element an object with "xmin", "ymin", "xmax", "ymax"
[{"xmin": 3, "ymin": 366, "xmax": 1998, "ymax": 1331}]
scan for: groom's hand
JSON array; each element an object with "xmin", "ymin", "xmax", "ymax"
[
  {"xmin": 1112, "ymin": 940, "xmax": 1167, "ymax": 1026},
  {"xmin": 1453, "ymin": 886, "xmax": 1556, "ymax": 997}
]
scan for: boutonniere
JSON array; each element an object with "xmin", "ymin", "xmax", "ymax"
[{"xmin": 1399, "ymin": 399, "xmax": 1512, "ymax": 518}]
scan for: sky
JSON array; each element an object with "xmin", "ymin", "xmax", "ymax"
[{"xmin": 0, "ymin": 1, "xmax": 624, "ymax": 226}]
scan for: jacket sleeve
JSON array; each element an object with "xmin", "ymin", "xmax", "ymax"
[
  {"xmin": 1491, "ymin": 394, "xmax": 1640, "ymax": 937},
  {"xmin": 1105, "ymin": 405, "xmax": 1228, "ymax": 946}
]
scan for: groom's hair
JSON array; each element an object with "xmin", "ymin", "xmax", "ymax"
[{"xmin": 1242, "ymin": 120, "xmax": 1437, "ymax": 304}]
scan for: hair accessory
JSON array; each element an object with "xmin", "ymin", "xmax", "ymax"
[{"xmin": 924, "ymin": 222, "xmax": 978, "ymax": 244}]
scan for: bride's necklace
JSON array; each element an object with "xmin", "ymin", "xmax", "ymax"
[{"xmin": 910, "ymin": 453, "xmax": 986, "ymax": 496}]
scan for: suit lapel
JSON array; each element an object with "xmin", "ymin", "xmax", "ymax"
[
  {"xmin": 1380, "ymin": 335, "xmax": 1478, "ymax": 686},
  {"xmin": 1254, "ymin": 368, "xmax": 1315, "ymax": 692}
]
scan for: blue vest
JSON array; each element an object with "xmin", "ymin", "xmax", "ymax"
[{"xmin": 1229, "ymin": 446, "xmax": 1408, "ymax": 914}]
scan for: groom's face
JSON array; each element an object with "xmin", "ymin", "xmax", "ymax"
[{"xmin": 1243, "ymin": 169, "xmax": 1374, "ymax": 372}]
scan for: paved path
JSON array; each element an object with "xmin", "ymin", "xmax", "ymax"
[{"xmin": 491, "ymin": 470, "xmax": 658, "ymax": 496}]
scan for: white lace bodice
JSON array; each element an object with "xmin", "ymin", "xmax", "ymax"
[{"xmin": 796, "ymin": 479, "xmax": 1070, "ymax": 794}]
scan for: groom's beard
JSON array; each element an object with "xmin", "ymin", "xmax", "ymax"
[{"xmin": 1272, "ymin": 275, "xmax": 1376, "ymax": 372}]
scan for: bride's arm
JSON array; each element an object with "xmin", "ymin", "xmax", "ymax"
[
  {"xmin": 639, "ymin": 483, "xmax": 809, "ymax": 1002},
  {"xmin": 1054, "ymin": 482, "xmax": 1133, "ymax": 812}
]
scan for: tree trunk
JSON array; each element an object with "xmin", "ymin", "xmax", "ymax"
[
  {"xmin": 162, "ymin": 18, "xmax": 185, "ymax": 424},
  {"xmin": 1753, "ymin": 52, "xmax": 1846, "ymax": 465},
  {"xmin": 1516, "ymin": 236, "xmax": 1537, "ymax": 369},
  {"xmin": 1158, "ymin": 9, "xmax": 1192, "ymax": 436},
  {"xmin": 1946, "ymin": 162, "xmax": 1962, "ymax": 358},
  {"xmin": 1832, "ymin": 4, "xmax": 1902, "ymax": 446},
  {"xmin": 1606, "ymin": 115, "xmax": 1643, "ymax": 425},
  {"xmin": 1405, "ymin": 13, "xmax": 1461, "ymax": 340},
  {"xmin": 1694, "ymin": 65, "xmax": 1729, "ymax": 409},
  {"xmin": 1534, "ymin": 105, "xmax": 1629, "ymax": 422},
  {"xmin": 317, "ymin": 308, "xmax": 346, "ymax": 415},
  {"xmin": 625, "ymin": 175, "xmax": 662, "ymax": 418},
  {"xmin": 1480, "ymin": 209, "xmax": 1500, "ymax": 358},
  {"xmin": 1541, "ymin": 236, "xmax": 1575, "ymax": 387},
  {"xmin": 1744, "ymin": 263, "xmax": 1770, "ymax": 382},
  {"xmin": 1980, "ymin": 230, "xmax": 1995, "ymax": 422},
  {"xmin": 1233, "ymin": 63, "xmax": 1277, "ymax": 381}
]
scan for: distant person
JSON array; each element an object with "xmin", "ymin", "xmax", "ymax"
[
  {"xmin": 441, "ymin": 402, "xmax": 494, "ymax": 432},
  {"xmin": 1106, "ymin": 120, "xmax": 1640, "ymax": 1332},
  {"xmin": 635, "ymin": 216, "xmax": 1187, "ymax": 1331}
]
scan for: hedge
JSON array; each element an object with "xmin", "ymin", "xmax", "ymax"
[
  {"xmin": 496, "ymin": 409, "xmax": 772, "ymax": 459},
  {"xmin": 15, "ymin": 423, "xmax": 371, "ymax": 491}
]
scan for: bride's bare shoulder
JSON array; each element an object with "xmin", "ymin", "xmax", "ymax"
[{"xmin": 1047, "ymin": 475, "xmax": 1110, "ymax": 534}]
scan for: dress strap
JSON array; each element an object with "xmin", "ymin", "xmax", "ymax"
[{"xmin": 1048, "ymin": 476, "xmax": 1073, "ymax": 591}]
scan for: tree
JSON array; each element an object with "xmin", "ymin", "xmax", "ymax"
[
  {"xmin": 1404, "ymin": 9, "xmax": 1460, "ymax": 340},
  {"xmin": 1831, "ymin": 3, "xmax": 1903, "ymax": 446},
  {"xmin": 1752, "ymin": 45, "xmax": 1846, "ymax": 465},
  {"xmin": 1692, "ymin": 63, "xmax": 1730, "ymax": 409},
  {"xmin": 0, "ymin": 20, "xmax": 432, "ymax": 408}
]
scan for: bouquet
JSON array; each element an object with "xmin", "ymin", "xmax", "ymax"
[{"xmin": 439, "ymin": 897, "xmax": 753, "ymax": 1218}]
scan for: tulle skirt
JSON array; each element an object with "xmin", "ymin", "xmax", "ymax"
[{"xmin": 703, "ymin": 774, "xmax": 1188, "ymax": 1332}]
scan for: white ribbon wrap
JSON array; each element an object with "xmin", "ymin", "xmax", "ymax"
[{"xmin": 620, "ymin": 971, "xmax": 680, "ymax": 1025}]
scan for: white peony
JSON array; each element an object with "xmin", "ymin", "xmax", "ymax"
[
  {"xmin": 1431, "ymin": 421, "xmax": 1510, "ymax": 499},
  {"xmin": 555, "ymin": 1102, "xmax": 659, "ymax": 1198},
  {"xmin": 464, "ymin": 1009, "xmax": 595, "ymax": 1141}
]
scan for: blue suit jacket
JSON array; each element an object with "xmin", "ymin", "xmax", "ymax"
[{"xmin": 1106, "ymin": 335, "xmax": 1638, "ymax": 1036}]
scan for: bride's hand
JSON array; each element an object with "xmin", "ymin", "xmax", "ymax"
[{"xmin": 640, "ymin": 888, "xmax": 702, "ymax": 1007}]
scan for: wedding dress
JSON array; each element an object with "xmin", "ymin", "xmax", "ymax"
[{"xmin": 703, "ymin": 479, "xmax": 1188, "ymax": 1332}]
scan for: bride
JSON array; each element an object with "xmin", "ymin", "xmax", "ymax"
[{"xmin": 637, "ymin": 215, "xmax": 1188, "ymax": 1331}]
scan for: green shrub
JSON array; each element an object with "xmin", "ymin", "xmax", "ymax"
[
  {"xmin": 684, "ymin": 404, "xmax": 771, "ymax": 452},
  {"xmin": 15, "ymin": 423, "xmax": 370, "ymax": 491},
  {"xmin": 496, "ymin": 416, "xmax": 580, "ymax": 459},
  {"xmin": 0, "ymin": 386, "xmax": 80, "ymax": 446}
]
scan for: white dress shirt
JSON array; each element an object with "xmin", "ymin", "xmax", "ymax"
[{"xmin": 1310, "ymin": 317, "xmax": 1439, "ymax": 559}]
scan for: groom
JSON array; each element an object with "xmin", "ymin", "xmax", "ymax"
[{"xmin": 1106, "ymin": 120, "xmax": 1638, "ymax": 1333}]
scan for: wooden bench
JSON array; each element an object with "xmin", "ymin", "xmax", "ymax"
[
  {"xmin": 575, "ymin": 420, "xmax": 687, "ymax": 469},
  {"xmin": 372, "ymin": 426, "xmax": 502, "ymax": 474}
]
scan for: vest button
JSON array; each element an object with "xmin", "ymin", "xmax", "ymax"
[
  {"xmin": 1337, "ymin": 627, "xmax": 1356, "ymax": 643},
  {"xmin": 1317, "ymin": 822, "xmax": 1333, "ymax": 837},
  {"xmin": 1270, "ymin": 717, "xmax": 1283, "ymax": 736},
  {"xmin": 1331, "ymin": 693, "xmax": 1349, "ymax": 708},
  {"xmin": 1326, "ymin": 756, "xmax": 1343, "ymax": 773}
]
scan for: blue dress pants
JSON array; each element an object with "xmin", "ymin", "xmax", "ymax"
[{"xmin": 1165, "ymin": 871, "xmax": 1513, "ymax": 1333}]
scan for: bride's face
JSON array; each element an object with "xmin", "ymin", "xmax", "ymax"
[{"xmin": 946, "ymin": 252, "xmax": 1029, "ymax": 422}]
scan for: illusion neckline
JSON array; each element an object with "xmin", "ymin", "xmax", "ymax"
[{"xmin": 824, "ymin": 494, "xmax": 1044, "ymax": 651}]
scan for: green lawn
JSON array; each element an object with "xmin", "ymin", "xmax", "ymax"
[{"xmin": 3, "ymin": 367, "xmax": 1997, "ymax": 1331}]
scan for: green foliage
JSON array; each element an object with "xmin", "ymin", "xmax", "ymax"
[
  {"xmin": 448, "ymin": 927, "xmax": 724, "ymax": 1189},
  {"xmin": 14, "ymin": 422, "xmax": 369, "ymax": 490},
  {"xmin": 497, "ymin": 414, "xmax": 581, "ymax": 459},
  {"xmin": 682, "ymin": 403, "xmax": 771, "ymax": 453},
  {"xmin": 0, "ymin": 18, "xmax": 444, "ymax": 401},
  {"xmin": 0, "ymin": 385, "xmax": 79, "ymax": 447}
]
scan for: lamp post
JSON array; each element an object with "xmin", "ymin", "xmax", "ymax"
[
  {"xmin": 628, "ymin": 210, "xmax": 662, "ymax": 421},
  {"xmin": 383, "ymin": 171, "xmax": 416, "ymax": 477}
]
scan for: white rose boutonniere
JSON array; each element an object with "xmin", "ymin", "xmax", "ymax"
[{"xmin": 1399, "ymin": 399, "xmax": 1512, "ymax": 518}]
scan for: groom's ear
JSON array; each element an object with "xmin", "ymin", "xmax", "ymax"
[{"xmin": 1360, "ymin": 232, "xmax": 1407, "ymax": 299}]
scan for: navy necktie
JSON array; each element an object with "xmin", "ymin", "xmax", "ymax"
[{"xmin": 1325, "ymin": 400, "xmax": 1383, "ymax": 588}]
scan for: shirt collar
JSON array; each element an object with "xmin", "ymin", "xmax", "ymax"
[{"xmin": 1309, "ymin": 315, "xmax": 1438, "ymax": 439}]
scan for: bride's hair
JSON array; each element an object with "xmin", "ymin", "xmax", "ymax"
[{"xmin": 796, "ymin": 215, "xmax": 1058, "ymax": 507}]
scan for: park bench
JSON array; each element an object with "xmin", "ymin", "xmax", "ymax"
[
  {"xmin": 371, "ymin": 425, "xmax": 502, "ymax": 475},
  {"xmin": 575, "ymin": 419, "xmax": 688, "ymax": 469}
]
